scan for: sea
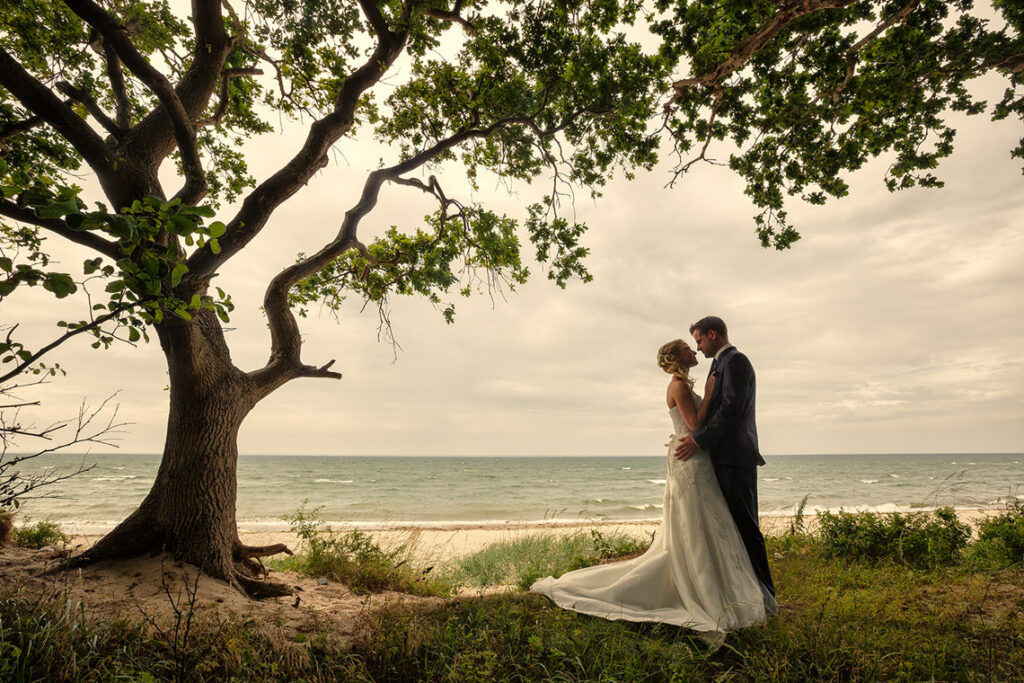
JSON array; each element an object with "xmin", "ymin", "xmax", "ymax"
[{"xmin": 9, "ymin": 452, "xmax": 1023, "ymax": 533}]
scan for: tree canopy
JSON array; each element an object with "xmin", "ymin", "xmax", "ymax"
[{"xmin": 1, "ymin": 1, "xmax": 1021, "ymax": 377}]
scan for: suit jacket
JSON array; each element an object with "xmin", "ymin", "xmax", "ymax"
[{"xmin": 693, "ymin": 346, "xmax": 765, "ymax": 468}]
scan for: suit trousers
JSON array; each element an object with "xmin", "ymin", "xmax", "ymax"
[{"xmin": 712, "ymin": 464, "xmax": 775, "ymax": 597}]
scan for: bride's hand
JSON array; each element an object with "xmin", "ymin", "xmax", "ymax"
[{"xmin": 704, "ymin": 373, "xmax": 716, "ymax": 396}]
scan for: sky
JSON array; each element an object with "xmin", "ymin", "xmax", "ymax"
[{"xmin": 4, "ymin": 55, "xmax": 1023, "ymax": 458}]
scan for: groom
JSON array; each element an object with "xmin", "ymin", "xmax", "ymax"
[{"xmin": 674, "ymin": 316, "xmax": 775, "ymax": 597}]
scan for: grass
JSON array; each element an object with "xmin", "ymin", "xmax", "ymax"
[
  {"xmin": 7, "ymin": 516, "xmax": 70, "ymax": 549},
  {"xmin": 264, "ymin": 503, "xmax": 453, "ymax": 597},
  {"xmin": 3, "ymin": 504, "xmax": 1024, "ymax": 681},
  {"xmin": 438, "ymin": 527, "xmax": 652, "ymax": 590}
]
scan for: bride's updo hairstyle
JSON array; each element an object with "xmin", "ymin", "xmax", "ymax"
[{"xmin": 657, "ymin": 339, "xmax": 694, "ymax": 387}]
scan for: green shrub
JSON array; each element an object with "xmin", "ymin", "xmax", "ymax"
[
  {"xmin": 971, "ymin": 500, "xmax": 1024, "ymax": 566},
  {"xmin": 817, "ymin": 506, "xmax": 970, "ymax": 568},
  {"xmin": 12, "ymin": 518, "xmax": 69, "ymax": 549},
  {"xmin": 273, "ymin": 503, "xmax": 452, "ymax": 597}
]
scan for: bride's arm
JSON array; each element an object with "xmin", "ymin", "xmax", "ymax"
[
  {"xmin": 695, "ymin": 374, "xmax": 716, "ymax": 424},
  {"xmin": 668, "ymin": 379, "xmax": 700, "ymax": 433}
]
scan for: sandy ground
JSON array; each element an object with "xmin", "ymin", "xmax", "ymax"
[{"xmin": 1, "ymin": 510, "xmax": 1005, "ymax": 649}]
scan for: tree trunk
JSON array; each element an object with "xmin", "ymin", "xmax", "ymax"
[{"xmin": 68, "ymin": 310, "xmax": 292, "ymax": 597}]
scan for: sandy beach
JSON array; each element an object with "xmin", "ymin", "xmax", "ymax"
[{"xmin": 67, "ymin": 509, "xmax": 1006, "ymax": 564}]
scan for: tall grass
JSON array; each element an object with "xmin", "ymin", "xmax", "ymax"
[
  {"xmin": 267, "ymin": 503, "xmax": 453, "ymax": 597},
  {"xmin": 439, "ymin": 528, "xmax": 651, "ymax": 590}
]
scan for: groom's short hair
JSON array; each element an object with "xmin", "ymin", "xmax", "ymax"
[{"xmin": 690, "ymin": 316, "xmax": 728, "ymax": 337}]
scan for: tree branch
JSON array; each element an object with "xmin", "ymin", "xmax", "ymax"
[
  {"xmin": 422, "ymin": 0, "xmax": 476, "ymax": 33},
  {"xmin": 250, "ymin": 111, "xmax": 585, "ymax": 393},
  {"xmin": 0, "ymin": 302, "xmax": 142, "ymax": 385},
  {"xmin": 196, "ymin": 68, "xmax": 264, "ymax": 127},
  {"xmin": 0, "ymin": 47, "xmax": 115, "ymax": 177},
  {"xmin": 670, "ymin": 0, "xmax": 858, "ymax": 98},
  {"xmin": 358, "ymin": 0, "xmax": 393, "ymax": 40},
  {"xmin": 0, "ymin": 198, "xmax": 120, "ymax": 258},
  {"xmin": 184, "ymin": 11, "xmax": 410, "ymax": 279},
  {"xmin": 0, "ymin": 113, "xmax": 47, "ymax": 146},
  {"xmin": 830, "ymin": 0, "xmax": 921, "ymax": 104},
  {"xmin": 55, "ymin": 81, "xmax": 124, "ymax": 139},
  {"xmin": 670, "ymin": 86, "xmax": 725, "ymax": 180},
  {"xmin": 63, "ymin": 0, "xmax": 208, "ymax": 204},
  {"xmin": 102, "ymin": 43, "xmax": 133, "ymax": 129}
]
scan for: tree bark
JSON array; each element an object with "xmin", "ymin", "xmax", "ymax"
[{"xmin": 67, "ymin": 309, "xmax": 292, "ymax": 597}]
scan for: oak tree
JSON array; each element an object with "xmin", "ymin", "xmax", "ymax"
[{"xmin": 1, "ymin": 0, "xmax": 663, "ymax": 595}]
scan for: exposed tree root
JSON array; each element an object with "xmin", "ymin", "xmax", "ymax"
[
  {"xmin": 236, "ymin": 542, "xmax": 292, "ymax": 559},
  {"xmin": 56, "ymin": 526, "xmax": 296, "ymax": 599},
  {"xmin": 232, "ymin": 542, "xmax": 295, "ymax": 598},
  {"xmin": 236, "ymin": 572, "xmax": 294, "ymax": 598}
]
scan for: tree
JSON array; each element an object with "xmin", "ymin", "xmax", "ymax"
[
  {"xmin": 1, "ymin": 0, "xmax": 1020, "ymax": 596},
  {"xmin": 1, "ymin": 0, "xmax": 664, "ymax": 595}
]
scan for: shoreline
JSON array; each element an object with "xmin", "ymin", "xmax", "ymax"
[
  {"xmin": 63, "ymin": 508, "xmax": 1007, "ymax": 564},
  {"xmin": 57, "ymin": 503, "xmax": 1011, "ymax": 536}
]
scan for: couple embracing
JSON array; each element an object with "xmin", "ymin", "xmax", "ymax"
[{"xmin": 532, "ymin": 316, "xmax": 777, "ymax": 635}]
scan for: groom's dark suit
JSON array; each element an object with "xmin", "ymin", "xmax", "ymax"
[{"xmin": 692, "ymin": 346, "xmax": 775, "ymax": 596}]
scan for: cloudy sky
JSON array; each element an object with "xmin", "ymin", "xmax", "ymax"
[{"xmin": 5, "ymin": 66, "xmax": 1023, "ymax": 458}]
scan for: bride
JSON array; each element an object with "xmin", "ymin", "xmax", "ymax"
[{"xmin": 531, "ymin": 339, "xmax": 777, "ymax": 633}]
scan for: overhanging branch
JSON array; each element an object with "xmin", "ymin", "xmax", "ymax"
[
  {"xmin": 184, "ymin": 7, "xmax": 411, "ymax": 279},
  {"xmin": 55, "ymin": 81, "xmax": 124, "ymax": 139},
  {"xmin": 251, "ymin": 109, "xmax": 594, "ymax": 393},
  {"xmin": 0, "ymin": 47, "xmax": 115, "ymax": 177},
  {"xmin": 422, "ymin": 0, "xmax": 476, "ymax": 33},
  {"xmin": 830, "ymin": 0, "xmax": 921, "ymax": 104},
  {"xmin": 670, "ymin": 0, "xmax": 858, "ymax": 98},
  {"xmin": 0, "ymin": 302, "xmax": 143, "ymax": 385},
  {"xmin": 0, "ymin": 199, "xmax": 120, "ymax": 258}
]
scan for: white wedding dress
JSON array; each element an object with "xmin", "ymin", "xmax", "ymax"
[{"xmin": 531, "ymin": 404, "xmax": 776, "ymax": 633}]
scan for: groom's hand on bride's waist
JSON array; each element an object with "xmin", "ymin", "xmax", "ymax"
[{"xmin": 674, "ymin": 435, "xmax": 700, "ymax": 461}]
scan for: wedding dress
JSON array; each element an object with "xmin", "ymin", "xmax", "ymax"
[{"xmin": 531, "ymin": 404, "xmax": 776, "ymax": 633}]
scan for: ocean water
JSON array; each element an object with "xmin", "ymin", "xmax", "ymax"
[{"xmin": 10, "ymin": 452, "xmax": 1023, "ymax": 532}]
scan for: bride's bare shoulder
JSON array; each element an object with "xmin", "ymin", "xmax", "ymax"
[{"xmin": 666, "ymin": 377, "xmax": 693, "ymax": 409}]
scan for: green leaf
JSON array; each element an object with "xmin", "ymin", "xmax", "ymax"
[
  {"xmin": 34, "ymin": 196, "xmax": 80, "ymax": 219},
  {"xmin": 208, "ymin": 221, "xmax": 226, "ymax": 238},
  {"xmin": 42, "ymin": 272, "xmax": 76, "ymax": 298},
  {"xmin": 170, "ymin": 214, "xmax": 197, "ymax": 235},
  {"xmin": 170, "ymin": 262, "xmax": 189, "ymax": 287},
  {"xmin": 128, "ymin": 327, "xmax": 141, "ymax": 342},
  {"xmin": 209, "ymin": 238, "xmax": 221, "ymax": 254}
]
